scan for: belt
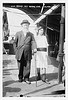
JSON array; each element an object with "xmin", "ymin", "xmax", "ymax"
[{"xmin": 37, "ymin": 48, "xmax": 47, "ymax": 52}]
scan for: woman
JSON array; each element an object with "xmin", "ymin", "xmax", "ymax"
[{"xmin": 35, "ymin": 26, "xmax": 49, "ymax": 82}]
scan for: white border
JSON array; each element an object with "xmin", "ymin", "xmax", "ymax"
[{"xmin": 0, "ymin": 0, "xmax": 68, "ymax": 100}]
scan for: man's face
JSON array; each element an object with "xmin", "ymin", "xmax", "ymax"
[{"xmin": 22, "ymin": 23, "xmax": 29, "ymax": 32}]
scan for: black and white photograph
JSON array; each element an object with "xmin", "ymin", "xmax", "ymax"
[{"xmin": 1, "ymin": 0, "xmax": 67, "ymax": 98}]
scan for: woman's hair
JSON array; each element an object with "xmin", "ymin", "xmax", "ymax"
[{"xmin": 37, "ymin": 26, "xmax": 44, "ymax": 35}]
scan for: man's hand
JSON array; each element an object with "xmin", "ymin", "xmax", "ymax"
[
  {"xmin": 34, "ymin": 49, "xmax": 37, "ymax": 53},
  {"xmin": 32, "ymin": 49, "xmax": 37, "ymax": 55}
]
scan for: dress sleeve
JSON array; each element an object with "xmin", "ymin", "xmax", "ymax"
[{"xmin": 45, "ymin": 36, "xmax": 49, "ymax": 47}]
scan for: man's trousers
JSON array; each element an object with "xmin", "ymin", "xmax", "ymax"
[{"xmin": 17, "ymin": 53, "xmax": 31, "ymax": 80}]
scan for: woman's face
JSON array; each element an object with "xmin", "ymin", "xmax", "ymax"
[{"xmin": 38, "ymin": 28, "xmax": 44, "ymax": 35}]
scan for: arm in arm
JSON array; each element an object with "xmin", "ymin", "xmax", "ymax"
[
  {"xmin": 31, "ymin": 34, "xmax": 37, "ymax": 54},
  {"xmin": 13, "ymin": 33, "xmax": 18, "ymax": 53}
]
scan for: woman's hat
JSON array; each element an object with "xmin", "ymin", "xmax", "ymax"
[
  {"xmin": 38, "ymin": 26, "xmax": 43, "ymax": 30},
  {"xmin": 21, "ymin": 20, "xmax": 30, "ymax": 25}
]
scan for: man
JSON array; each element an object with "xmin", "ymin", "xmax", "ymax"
[{"xmin": 13, "ymin": 20, "xmax": 37, "ymax": 84}]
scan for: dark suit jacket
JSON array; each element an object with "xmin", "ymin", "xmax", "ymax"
[{"xmin": 13, "ymin": 31, "xmax": 37, "ymax": 60}]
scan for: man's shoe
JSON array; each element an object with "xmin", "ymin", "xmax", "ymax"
[
  {"xmin": 18, "ymin": 79, "xmax": 23, "ymax": 82},
  {"xmin": 24, "ymin": 80, "xmax": 31, "ymax": 84},
  {"xmin": 26, "ymin": 80, "xmax": 31, "ymax": 84}
]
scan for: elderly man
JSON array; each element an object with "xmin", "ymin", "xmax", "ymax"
[{"xmin": 13, "ymin": 20, "xmax": 37, "ymax": 84}]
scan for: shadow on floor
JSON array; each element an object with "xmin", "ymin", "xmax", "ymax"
[
  {"xmin": 51, "ymin": 90, "xmax": 65, "ymax": 95},
  {"xmin": 3, "ymin": 68, "xmax": 18, "ymax": 76},
  {"xmin": 42, "ymin": 90, "xmax": 65, "ymax": 97},
  {"xmin": 3, "ymin": 69, "xmax": 11, "ymax": 76},
  {"xmin": 3, "ymin": 80, "xmax": 20, "ymax": 97},
  {"xmin": 30, "ymin": 72, "xmax": 58, "ymax": 82},
  {"xmin": 3, "ymin": 87, "xmax": 21, "ymax": 97},
  {"xmin": 3, "ymin": 60, "xmax": 12, "ymax": 66},
  {"xmin": 48, "ymin": 56, "xmax": 59, "ymax": 68},
  {"xmin": 30, "ymin": 76, "xmax": 37, "ymax": 82},
  {"xmin": 46, "ymin": 72, "xmax": 58, "ymax": 81}
]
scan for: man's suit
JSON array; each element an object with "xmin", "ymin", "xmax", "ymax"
[{"xmin": 13, "ymin": 31, "xmax": 37, "ymax": 80}]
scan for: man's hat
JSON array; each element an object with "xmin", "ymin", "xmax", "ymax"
[{"xmin": 21, "ymin": 20, "xmax": 30, "ymax": 25}]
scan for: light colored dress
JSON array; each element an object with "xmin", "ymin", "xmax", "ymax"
[
  {"xmin": 35, "ymin": 35, "xmax": 48, "ymax": 68},
  {"xmin": 30, "ymin": 35, "xmax": 49, "ymax": 77}
]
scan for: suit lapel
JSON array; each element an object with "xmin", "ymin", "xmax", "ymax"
[
  {"xmin": 23, "ymin": 32, "xmax": 30, "ymax": 42},
  {"xmin": 21, "ymin": 31, "xmax": 29, "ymax": 40},
  {"xmin": 18, "ymin": 32, "xmax": 30, "ymax": 49}
]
